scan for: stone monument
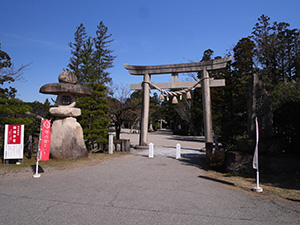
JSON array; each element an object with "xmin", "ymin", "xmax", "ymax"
[{"xmin": 40, "ymin": 71, "xmax": 92, "ymax": 159}]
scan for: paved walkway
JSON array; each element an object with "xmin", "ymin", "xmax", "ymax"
[
  {"xmin": 0, "ymin": 130, "xmax": 300, "ymax": 224},
  {"xmin": 122, "ymin": 129, "xmax": 206, "ymax": 158},
  {"xmin": 1, "ymin": 155, "xmax": 300, "ymax": 224},
  {"xmin": 121, "ymin": 129, "xmax": 205, "ymax": 150},
  {"xmin": 131, "ymin": 145, "xmax": 205, "ymax": 158}
]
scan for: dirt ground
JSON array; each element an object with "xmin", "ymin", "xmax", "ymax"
[{"xmin": 0, "ymin": 152, "xmax": 130, "ymax": 180}]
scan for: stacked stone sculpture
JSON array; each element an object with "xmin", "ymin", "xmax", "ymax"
[{"xmin": 40, "ymin": 71, "xmax": 92, "ymax": 159}]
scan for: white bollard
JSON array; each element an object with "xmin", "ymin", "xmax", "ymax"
[
  {"xmin": 149, "ymin": 143, "xmax": 154, "ymax": 158},
  {"xmin": 176, "ymin": 143, "xmax": 181, "ymax": 159},
  {"xmin": 108, "ymin": 132, "xmax": 114, "ymax": 154}
]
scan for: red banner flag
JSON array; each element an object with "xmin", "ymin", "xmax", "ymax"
[
  {"xmin": 253, "ymin": 117, "xmax": 259, "ymax": 170},
  {"xmin": 39, "ymin": 119, "xmax": 51, "ymax": 161}
]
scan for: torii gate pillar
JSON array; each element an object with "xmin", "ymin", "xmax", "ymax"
[
  {"xmin": 200, "ymin": 69, "xmax": 214, "ymax": 153},
  {"xmin": 140, "ymin": 73, "xmax": 151, "ymax": 146}
]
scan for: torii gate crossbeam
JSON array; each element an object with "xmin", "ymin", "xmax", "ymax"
[{"xmin": 124, "ymin": 56, "xmax": 232, "ymax": 153}]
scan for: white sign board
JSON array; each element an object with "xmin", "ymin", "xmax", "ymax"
[{"xmin": 4, "ymin": 124, "xmax": 24, "ymax": 159}]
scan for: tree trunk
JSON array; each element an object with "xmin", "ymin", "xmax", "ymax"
[{"xmin": 115, "ymin": 125, "xmax": 121, "ymax": 140}]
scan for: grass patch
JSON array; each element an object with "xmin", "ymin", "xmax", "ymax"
[
  {"xmin": 203, "ymin": 169, "xmax": 300, "ymax": 204},
  {"xmin": 195, "ymin": 151, "xmax": 300, "ymax": 204}
]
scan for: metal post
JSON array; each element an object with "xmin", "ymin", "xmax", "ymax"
[
  {"xmin": 139, "ymin": 73, "xmax": 151, "ymax": 147},
  {"xmin": 200, "ymin": 69, "xmax": 214, "ymax": 154}
]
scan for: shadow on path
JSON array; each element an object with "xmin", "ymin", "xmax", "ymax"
[
  {"xmin": 198, "ymin": 175, "xmax": 235, "ymax": 186},
  {"xmin": 166, "ymin": 136, "xmax": 205, "ymax": 143},
  {"xmin": 170, "ymin": 154, "xmax": 207, "ymax": 170}
]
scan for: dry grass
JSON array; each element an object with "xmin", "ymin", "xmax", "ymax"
[
  {"xmin": 181, "ymin": 156, "xmax": 300, "ymax": 204},
  {"xmin": 0, "ymin": 152, "xmax": 129, "ymax": 180}
]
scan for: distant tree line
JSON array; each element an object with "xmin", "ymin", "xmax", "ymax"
[
  {"xmin": 1, "ymin": 14, "xmax": 300, "ymax": 157},
  {"xmin": 155, "ymin": 15, "xmax": 300, "ymax": 155}
]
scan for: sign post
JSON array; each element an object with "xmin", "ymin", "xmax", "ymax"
[
  {"xmin": 33, "ymin": 119, "xmax": 51, "ymax": 178},
  {"xmin": 4, "ymin": 125, "xmax": 24, "ymax": 164}
]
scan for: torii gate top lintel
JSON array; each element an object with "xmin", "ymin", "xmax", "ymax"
[{"xmin": 124, "ymin": 56, "xmax": 232, "ymax": 75}]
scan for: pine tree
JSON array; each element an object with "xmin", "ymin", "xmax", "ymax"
[
  {"xmin": 251, "ymin": 15, "xmax": 300, "ymax": 87},
  {"xmin": 0, "ymin": 43, "xmax": 33, "ymax": 125},
  {"xmin": 251, "ymin": 15, "xmax": 300, "ymax": 153},
  {"xmin": 0, "ymin": 43, "xmax": 34, "ymax": 150},
  {"xmin": 93, "ymin": 21, "xmax": 116, "ymax": 85},
  {"xmin": 68, "ymin": 23, "xmax": 87, "ymax": 80},
  {"xmin": 68, "ymin": 22, "xmax": 115, "ymax": 149}
]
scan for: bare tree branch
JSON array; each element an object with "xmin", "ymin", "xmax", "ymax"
[
  {"xmin": 108, "ymin": 83, "xmax": 132, "ymax": 103},
  {"xmin": 0, "ymin": 62, "xmax": 31, "ymax": 84}
]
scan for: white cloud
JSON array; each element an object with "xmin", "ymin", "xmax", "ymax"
[{"xmin": 1, "ymin": 32, "xmax": 68, "ymax": 51}]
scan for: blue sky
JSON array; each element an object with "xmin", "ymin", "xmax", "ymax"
[{"xmin": 1, "ymin": 0, "xmax": 300, "ymax": 103}]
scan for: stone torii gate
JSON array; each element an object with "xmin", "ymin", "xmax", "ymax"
[{"xmin": 124, "ymin": 56, "xmax": 232, "ymax": 152}]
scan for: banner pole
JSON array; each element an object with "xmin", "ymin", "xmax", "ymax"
[
  {"xmin": 256, "ymin": 170, "xmax": 260, "ymax": 188},
  {"xmin": 252, "ymin": 117, "xmax": 263, "ymax": 192},
  {"xmin": 33, "ymin": 153, "xmax": 40, "ymax": 178},
  {"xmin": 253, "ymin": 169, "xmax": 263, "ymax": 192},
  {"xmin": 33, "ymin": 118, "xmax": 43, "ymax": 178}
]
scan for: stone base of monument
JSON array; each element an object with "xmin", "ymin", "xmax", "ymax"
[{"xmin": 50, "ymin": 117, "xmax": 88, "ymax": 159}]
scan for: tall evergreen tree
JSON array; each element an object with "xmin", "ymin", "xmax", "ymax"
[
  {"xmin": 195, "ymin": 44, "xmax": 256, "ymax": 148},
  {"xmin": 68, "ymin": 23, "xmax": 87, "ymax": 80},
  {"xmin": 251, "ymin": 15, "xmax": 300, "ymax": 153},
  {"xmin": 93, "ymin": 21, "xmax": 116, "ymax": 85},
  {"xmin": 67, "ymin": 21, "xmax": 115, "ymax": 149},
  {"xmin": 251, "ymin": 14, "xmax": 300, "ymax": 87}
]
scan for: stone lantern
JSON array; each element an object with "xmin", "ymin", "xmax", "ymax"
[{"xmin": 39, "ymin": 71, "xmax": 92, "ymax": 159}]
